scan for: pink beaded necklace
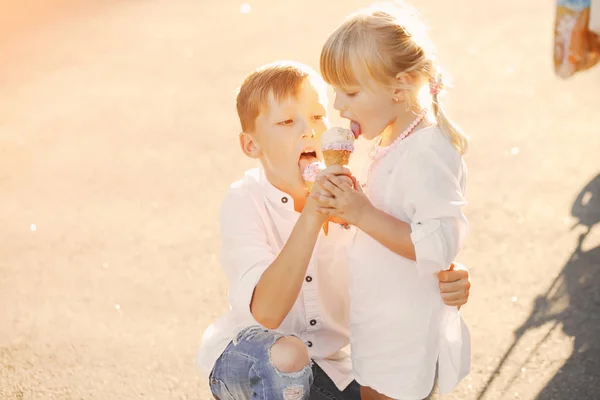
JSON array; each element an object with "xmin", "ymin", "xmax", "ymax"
[{"xmin": 366, "ymin": 109, "xmax": 428, "ymax": 186}]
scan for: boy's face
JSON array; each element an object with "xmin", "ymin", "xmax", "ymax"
[{"xmin": 246, "ymin": 79, "xmax": 329, "ymax": 198}]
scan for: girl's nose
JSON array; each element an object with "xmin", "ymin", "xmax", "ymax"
[{"xmin": 333, "ymin": 95, "xmax": 344, "ymax": 112}]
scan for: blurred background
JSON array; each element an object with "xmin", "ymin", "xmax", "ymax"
[{"xmin": 1, "ymin": 0, "xmax": 599, "ymax": 399}]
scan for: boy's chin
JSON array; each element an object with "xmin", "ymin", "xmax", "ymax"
[
  {"xmin": 264, "ymin": 167, "xmax": 307, "ymax": 199},
  {"xmin": 292, "ymin": 173, "xmax": 311, "ymax": 197}
]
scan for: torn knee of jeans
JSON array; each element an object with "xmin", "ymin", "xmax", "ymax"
[
  {"xmin": 268, "ymin": 349, "xmax": 311, "ymax": 378},
  {"xmin": 268, "ymin": 337, "xmax": 311, "ymax": 376},
  {"xmin": 283, "ymin": 384, "xmax": 306, "ymax": 400},
  {"xmin": 273, "ymin": 362, "xmax": 311, "ymax": 379}
]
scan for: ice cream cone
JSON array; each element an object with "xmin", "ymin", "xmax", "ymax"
[
  {"xmin": 323, "ymin": 149, "xmax": 352, "ymax": 167},
  {"xmin": 305, "ymin": 180, "xmax": 315, "ymax": 195},
  {"xmin": 302, "ymin": 161, "xmax": 329, "ymax": 235},
  {"xmin": 320, "ymin": 127, "xmax": 355, "ymax": 235}
]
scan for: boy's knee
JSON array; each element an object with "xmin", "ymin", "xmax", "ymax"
[{"xmin": 270, "ymin": 336, "xmax": 310, "ymax": 373}]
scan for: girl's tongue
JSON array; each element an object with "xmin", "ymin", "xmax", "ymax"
[{"xmin": 350, "ymin": 121, "xmax": 362, "ymax": 138}]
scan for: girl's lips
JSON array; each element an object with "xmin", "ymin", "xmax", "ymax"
[{"xmin": 350, "ymin": 121, "xmax": 361, "ymax": 138}]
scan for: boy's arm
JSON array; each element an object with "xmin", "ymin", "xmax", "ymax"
[
  {"xmin": 250, "ymin": 207, "xmax": 324, "ymax": 329},
  {"xmin": 220, "ymin": 185, "xmax": 326, "ymax": 330}
]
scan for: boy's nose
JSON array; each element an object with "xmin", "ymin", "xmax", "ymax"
[
  {"xmin": 301, "ymin": 122, "xmax": 316, "ymax": 139},
  {"xmin": 301, "ymin": 128, "xmax": 316, "ymax": 139}
]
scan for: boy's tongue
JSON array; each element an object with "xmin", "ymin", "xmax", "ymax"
[{"xmin": 298, "ymin": 153, "xmax": 319, "ymax": 172}]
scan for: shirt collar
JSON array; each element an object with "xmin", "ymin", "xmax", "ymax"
[{"xmin": 256, "ymin": 167, "xmax": 297, "ymax": 211}]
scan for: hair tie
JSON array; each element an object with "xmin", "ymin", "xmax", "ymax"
[{"xmin": 429, "ymin": 75, "xmax": 443, "ymax": 96}]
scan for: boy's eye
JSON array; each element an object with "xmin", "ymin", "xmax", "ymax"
[
  {"xmin": 314, "ymin": 115, "xmax": 325, "ymax": 120},
  {"xmin": 277, "ymin": 119, "xmax": 294, "ymax": 126},
  {"xmin": 346, "ymin": 92, "xmax": 358, "ymax": 97}
]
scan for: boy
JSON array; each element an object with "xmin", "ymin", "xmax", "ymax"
[{"xmin": 196, "ymin": 61, "xmax": 471, "ymax": 400}]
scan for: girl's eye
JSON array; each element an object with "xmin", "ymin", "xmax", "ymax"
[
  {"xmin": 314, "ymin": 115, "xmax": 325, "ymax": 120},
  {"xmin": 277, "ymin": 119, "xmax": 294, "ymax": 126},
  {"xmin": 346, "ymin": 92, "xmax": 358, "ymax": 97}
]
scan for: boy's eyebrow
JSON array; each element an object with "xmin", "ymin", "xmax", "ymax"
[
  {"xmin": 265, "ymin": 107, "xmax": 293, "ymax": 121},
  {"xmin": 269, "ymin": 104, "xmax": 295, "ymax": 116}
]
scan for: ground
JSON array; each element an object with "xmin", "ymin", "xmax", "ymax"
[{"xmin": 1, "ymin": 0, "xmax": 599, "ymax": 399}]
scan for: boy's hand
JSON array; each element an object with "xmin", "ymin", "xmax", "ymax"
[
  {"xmin": 313, "ymin": 174, "xmax": 372, "ymax": 227},
  {"xmin": 303, "ymin": 179, "xmax": 329, "ymax": 224},
  {"xmin": 438, "ymin": 263, "xmax": 471, "ymax": 309}
]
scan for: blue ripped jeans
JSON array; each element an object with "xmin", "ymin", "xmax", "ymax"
[{"xmin": 209, "ymin": 326, "xmax": 361, "ymax": 400}]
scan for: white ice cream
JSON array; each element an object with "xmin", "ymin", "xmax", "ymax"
[{"xmin": 321, "ymin": 127, "xmax": 355, "ymax": 151}]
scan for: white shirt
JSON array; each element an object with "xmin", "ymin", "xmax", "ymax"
[
  {"xmin": 196, "ymin": 168, "xmax": 355, "ymax": 391},
  {"xmin": 349, "ymin": 126, "xmax": 471, "ymax": 399}
]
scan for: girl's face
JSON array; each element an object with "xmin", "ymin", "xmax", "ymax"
[{"xmin": 332, "ymin": 81, "xmax": 399, "ymax": 141}]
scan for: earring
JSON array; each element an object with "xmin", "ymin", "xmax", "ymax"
[{"xmin": 393, "ymin": 96, "xmax": 399, "ymax": 103}]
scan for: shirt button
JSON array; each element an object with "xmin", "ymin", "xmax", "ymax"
[
  {"xmin": 281, "ymin": 197, "xmax": 288, "ymax": 204},
  {"xmin": 310, "ymin": 319, "xmax": 317, "ymax": 326},
  {"xmin": 305, "ymin": 276, "xmax": 312, "ymax": 282},
  {"xmin": 306, "ymin": 341, "xmax": 313, "ymax": 347}
]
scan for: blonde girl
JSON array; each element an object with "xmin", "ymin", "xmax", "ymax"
[{"xmin": 314, "ymin": 3, "xmax": 471, "ymax": 399}]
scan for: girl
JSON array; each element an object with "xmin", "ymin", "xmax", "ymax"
[{"xmin": 315, "ymin": 3, "xmax": 471, "ymax": 399}]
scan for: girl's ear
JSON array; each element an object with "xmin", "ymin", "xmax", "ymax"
[
  {"xmin": 239, "ymin": 131, "xmax": 262, "ymax": 159},
  {"xmin": 392, "ymin": 71, "xmax": 413, "ymax": 102}
]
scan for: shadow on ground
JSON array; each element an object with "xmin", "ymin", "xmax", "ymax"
[{"xmin": 477, "ymin": 173, "xmax": 600, "ymax": 400}]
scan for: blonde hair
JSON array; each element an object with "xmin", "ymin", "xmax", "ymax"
[
  {"xmin": 236, "ymin": 61, "xmax": 326, "ymax": 133},
  {"xmin": 320, "ymin": 2, "xmax": 468, "ymax": 154}
]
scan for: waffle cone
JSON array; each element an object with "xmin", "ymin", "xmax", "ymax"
[
  {"xmin": 323, "ymin": 150, "xmax": 351, "ymax": 167},
  {"xmin": 305, "ymin": 180, "xmax": 315, "ymax": 194},
  {"xmin": 304, "ymin": 180, "xmax": 329, "ymax": 235},
  {"xmin": 321, "ymin": 150, "xmax": 352, "ymax": 235}
]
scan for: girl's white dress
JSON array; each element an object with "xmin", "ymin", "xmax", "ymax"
[{"xmin": 349, "ymin": 125, "xmax": 471, "ymax": 399}]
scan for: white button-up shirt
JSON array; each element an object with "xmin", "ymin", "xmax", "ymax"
[
  {"xmin": 349, "ymin": 126, "xmax": 470, "ymax": 399},
  {"xmin": 196, "ymin": 168, "xmax": 355, "ymax": 391}
]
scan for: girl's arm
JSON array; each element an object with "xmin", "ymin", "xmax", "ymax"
[
  {"xmin": 355, "ymin": 199, "xmax": 416, "ymax": 260},
  {"xmin": 315, "ymin": 163, "xmax": 472, "ymax": 307},
  {"xmin": 315, "ymin": 141, "xmax": 467, "ymax": 276},
  {"xmin": 315, "ymin": 178, "xmax": 416, "ymax": 259}
]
